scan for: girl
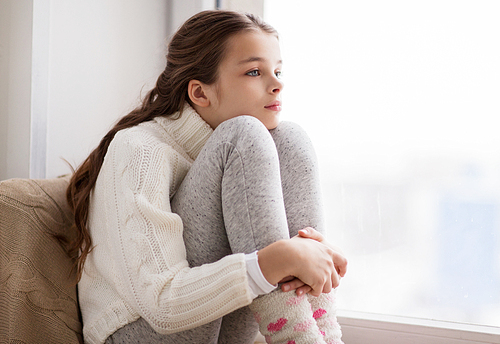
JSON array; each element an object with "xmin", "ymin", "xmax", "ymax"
[{"xmin": 67, "ymin": 10, "xmax": 346, "ymax": 344}]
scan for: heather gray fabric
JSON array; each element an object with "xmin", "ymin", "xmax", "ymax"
[{"xmin": 106, "ymin": 116, "xmax": 323, "ymax": 343}]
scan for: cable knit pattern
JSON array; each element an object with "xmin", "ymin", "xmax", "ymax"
[
  {"xmin": 79, "ymin": 105, "xmax": 253, "ymax": 344},
  {"xmin": 0, "ymin": 176, "xmax": 82, "ymax": 343}
]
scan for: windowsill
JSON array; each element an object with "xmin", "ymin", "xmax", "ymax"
[{"xmin": 338, "ymin": 310, "xmax": 500, "ymax": 344}]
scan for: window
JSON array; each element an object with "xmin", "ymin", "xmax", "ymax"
[{"xmin": 264, "ymin": 0, "xmax": 500, "ymax": 330}]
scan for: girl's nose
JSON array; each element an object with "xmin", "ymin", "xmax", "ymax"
[{"xmin": 270, "ymin": 78, "xmax": 284, "ymax": 94}]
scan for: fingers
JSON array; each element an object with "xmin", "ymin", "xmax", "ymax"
[
  {"xmin": 310, "ymin": 277, "xmax": 331, "ymax": 296},
  {"xmin": 331, "ymin": 270, "xmax": 340, "ymax": 289},
  {"xmin": 310, "ymin": 252, "xmax": 342, "ymax": 295},
  {"xmin": 290, "ymin": 273, "xmax": 339, "ymax": 297},
  {"xmin": 297, "ymin": 227, "xmax": 325, "ymax": 242},
  {"xmin": 281, "ymin": 278, "xmax": 306, "ymax": 293},
  {"xmin": 309, "ymin": 286, "xmax": 322, "ymax": 297},
  {"xmin": 322, "ymin": 275, "xmax": 333, "ymax": 294},
  {"xmin": 332, "ymin": 251, "xmax": 348, "ymax": 278},
  {"xmin": 278, "ymin": 275, "xmax": 295, "ymax": 284},
  {"xmin": 295, "ymin": 284, "xmax": 311, "ymax": 296},
  {"xmin": 309, "ymin": 266, "xmax": 333, "ymax": 296},
  {"xmin": 281, "ymin": 277, "xmax": 335, "ymax": 297}
]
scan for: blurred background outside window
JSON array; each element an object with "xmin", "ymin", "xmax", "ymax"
[{"xmin": 264, "ymin": 0, "xmax": 500, "ymax": 327}]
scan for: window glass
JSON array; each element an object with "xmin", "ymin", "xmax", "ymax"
[{"xmin": 264, "ymin": 0, "xmax": 500, "ymax": 327}]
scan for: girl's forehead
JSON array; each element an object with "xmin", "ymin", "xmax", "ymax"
[{"xmin": 223, "ymin": 30, "xmax": 281, "ymax": 65}]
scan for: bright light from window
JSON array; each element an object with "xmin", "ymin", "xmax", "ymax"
[{"xmin": 265, "ymin": 0, "xmax": 500, "ymax": 327}]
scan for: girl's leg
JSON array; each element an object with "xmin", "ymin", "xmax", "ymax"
[
  {"xmin": 172, "ymin": 116, "xmax": 288, "ymax": 343},
  {"xmin": 175, "ymin": 116, "xmax": 290, "ymax": 266},
  {"xmin": 307, "ymin": 293, "xmax": 343, "ymax": 344},
  {"xmin": 269, "ymin": 122, "xmax": 343, "ymax": 344},
  {"xmin": 269, "ymin": 121, "xmax": 325, "ymax": 237},
  {"xmin": 172, "ymin": 116, "xmax": 324, "ymax": 344},
  {"xmin": 105, "ymin": 318, "xmax": 221, "ymax": 344}
]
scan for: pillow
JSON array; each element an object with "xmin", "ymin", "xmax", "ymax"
[{"xmin": 0, "ymin": 176, "xmax": 83, "ymax": 343}]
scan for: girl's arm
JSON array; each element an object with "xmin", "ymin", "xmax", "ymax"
[{"xmin": 88, "ymin": 130, "xmax": 254, "ymax": 335}]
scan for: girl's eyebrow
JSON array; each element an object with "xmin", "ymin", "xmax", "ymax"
[
  {"xmin": 238, "ymin": 57, "xmax": 283, "ymax": 65},
  {"xmin": 238, "ymin": 57, "xmax": 264, "ymax": 64}
]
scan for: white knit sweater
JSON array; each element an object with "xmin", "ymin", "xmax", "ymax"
[{"xmin": 79, "ymin": 105, "xmax": 253, "ymax": 343}]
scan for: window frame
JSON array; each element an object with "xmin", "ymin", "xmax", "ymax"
[{"xmin": 338, "ymin": 310, "xmax": 500, "ymax": 344}]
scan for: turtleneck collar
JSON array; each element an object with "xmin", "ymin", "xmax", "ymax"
[{"xmin": 153, "ymin": 103, "xmax": 213, "ymax": 161}]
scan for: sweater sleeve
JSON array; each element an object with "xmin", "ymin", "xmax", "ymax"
[{"xmin": 101, "ymin": 129, "xmax": 253, "ymax": 334}]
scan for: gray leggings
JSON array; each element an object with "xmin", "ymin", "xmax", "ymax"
[{"xmin": 105, "ymin": 116, "xmax": 324, "ymax": 344}]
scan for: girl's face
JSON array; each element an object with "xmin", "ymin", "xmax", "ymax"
[{"xmin": 195, "ymin": 30, "xmax": 284, "ymax": 130}]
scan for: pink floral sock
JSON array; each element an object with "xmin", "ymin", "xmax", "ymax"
[
  {"xmin": 249, "ymin": 289, "xmax": 326, "ymax": 344},
  {"xmin": 307, "ymin": 291, "xmax": 343, "ymax": 344}
]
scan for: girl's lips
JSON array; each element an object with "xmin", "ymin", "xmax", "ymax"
[{"xmin": 265, "ymin": 101, "xmax": 282, "ymax": 112}]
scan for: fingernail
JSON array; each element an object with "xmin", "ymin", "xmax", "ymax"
[{"xmin": 282, "ymin": 285, "xmax": 290, "ymax": 292}]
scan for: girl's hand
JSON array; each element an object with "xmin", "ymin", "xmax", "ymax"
[
  {"xmin": 297, "ymin": 227, "xmax": 348, "ymax": 278},
  {"xmin": 258, "ymin": 231, "xmax": 347, "ymax": 297},
  {"xmin": 280, "ymin": 227, "xmax": 347, "ymax": 295}
]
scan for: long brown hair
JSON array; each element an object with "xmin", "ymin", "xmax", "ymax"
[{"xmin": 66, "ymin": 10, "xmax": 277, "ymax": 282}]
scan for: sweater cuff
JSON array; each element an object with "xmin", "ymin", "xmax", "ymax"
[{"xmin": 245, "ymin": 251, "xmax": 277, "ymax": 299}]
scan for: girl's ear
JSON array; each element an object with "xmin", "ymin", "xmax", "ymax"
[{"xmin": 188, "ymin": 80, "xmax": 210, "ymax": 107}]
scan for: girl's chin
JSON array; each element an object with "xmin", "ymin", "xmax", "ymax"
[
  {"xmin": 263, "ymin": 120, "xmax": 280, "ymax": 130},
  {"xmin": 247, "ymin": 113, "xmax": 280, "ymax": 129},
  {"xmin": 265, "ymin": 115, "xmax": 281, "ymax": 130}
]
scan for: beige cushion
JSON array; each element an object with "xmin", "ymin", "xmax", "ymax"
[{"xmin": 0, "ymin": 176, "xmax": 83, "ymax": 343}]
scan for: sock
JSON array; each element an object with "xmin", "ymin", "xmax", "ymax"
[
  {"xmin": 249, "ymin": 289, "xmax": 326, "ymax": 344},
  {"xmin": 307, "ymin": 290, "xmax": 343, "ymax": 344}
]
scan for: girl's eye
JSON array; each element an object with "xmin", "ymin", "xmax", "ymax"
[
  {"xmin": 275, "ymin": 71, "xmax": 282, "ymax": 78},
  {"xmin": 246, "ymin": 70, "xmax": 260, "ymax": 76}
]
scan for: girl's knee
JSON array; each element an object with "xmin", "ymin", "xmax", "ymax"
[
  {"xmin": 272, "ymin": 121, "xmax": 309, "ymax": 141},
  {"xmin": 214, "ymin": 115, "xmax": 274, "ymax": 144},
  {"xmin": 271, "ymin": 121, "xmax": 316, "ymax": 155},
  {"xmin": 217, "ymin": 115, "xmax": 268, "ymax": 133},
  {"xmin": 275, "ymin": 120, "xmax": 303, "ymax": 132}
]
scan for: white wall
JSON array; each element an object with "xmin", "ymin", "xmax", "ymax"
[
  {"xmin": 0, "ymin": 0, "xmax": 33, "ymax": 180},
  {"xmin": 45, "ymin": 0, "xmax": 170, "ymax": 178},
  {"xmin": 219, "ymin": 0, "xmax": 264, "ymax": 17},
  {"xmin": 1, "ymin": 0, "xmax": 216, "ymax": 180},
  {"xmin": 169, "ymin": 0, "xmax": 214, "ymax": 34}
]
